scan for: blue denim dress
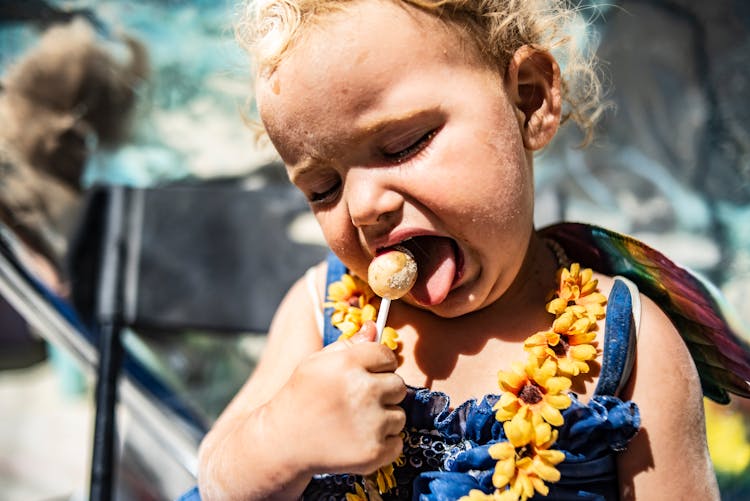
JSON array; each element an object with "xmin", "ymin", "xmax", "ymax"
[
  {"xmin": 302, "ymin": 256, "xmax": 640, "ymax": 501},
  {"xmin": 179, "ymin": 258, "xmax": 641, "ymax": 501}
]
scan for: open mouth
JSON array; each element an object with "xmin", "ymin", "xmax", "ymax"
[{"xmin": 388, "ymin": 236, "xmax": 461, "ymax": 306}]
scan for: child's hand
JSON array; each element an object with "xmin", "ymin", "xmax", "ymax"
[{"xmin": 266, "ymin": 320, "xmax": 407, "ymax": 476}]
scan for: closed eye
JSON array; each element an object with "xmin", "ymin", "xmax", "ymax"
[
  {"xmin": 381, "ymin": 128, "xmax": 438, "ymax": 164},
  {"xmin": 309, "ymin": 178, "xmax": 342, "ymax": 205}
]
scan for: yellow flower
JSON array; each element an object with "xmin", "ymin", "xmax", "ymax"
[
  {"xmin": 490, "ymin": 442, "xmax": 519, "ymax": 489},
  {"xmin": 556, "ymin": 344, "xmax": 597, "ymax": 377},
  {"xmin": 525, "ymin": 327, "xmax": 597, "ymax": 377},
  {"xmin": 552, "ymin": 306, "xmax": 594, "ymax": 335},
  {"xmin": 547, "ymin": 264, "xmax": 606, "ymax": 320},
  {"xmin": 345, "ymin": 483, "xmax": 368, "ymax": 501},
  {"xmin": 327, "ymin": 273, "xmax": 401, "ymax": 350},
  {"xmin": 524, "ymin": 331, "xmax": 560, "ymax": 360},
  {"xmin": 331, "ymin": 302, "xmax": 375, "ymax": 337},
  {"xmin": 494, "ymin": 489, "xmax": 520, "ymax": 501},
  {"xmin": 367, "ymin": 461, "xmax": 398, "ymax": 494},
  {"xmin": 551, "ymin": 308, "xmax": 599, "ymax": 376},
  {"xmin": 334, "ymin": 303, "xmax": 378, "ymax": 340},
  {"xmin": 459, "ymin": 488, "xmax": 519, "ymax": 501},
  {"xmin": 489, "ymin": 434, "xmax": 565, "ymax": 501},
  {"xmin": 494, "ymin": 358, "xmax": 572, "ymax": 446},
  {"xmin": 380, "ymin": 326, "xmax": 399, "ymax": 350},
  {"xmin": 327, "ymin": 273, "xmax": 374, "ymax": 310},
  {"xmin": 459, "ymin": 490, "xmax": 489, "ymax": 501}
]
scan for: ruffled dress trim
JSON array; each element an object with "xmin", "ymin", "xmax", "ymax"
[{"xmin": 305, "ymin": 386, "xmax": 640, "ymax": 501}]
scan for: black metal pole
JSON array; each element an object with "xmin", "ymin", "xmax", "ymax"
[
  {"xmin": 89, "ymin": 321, "xmax": 123, "ymax": 501},
  {"xmin": 89, "ymin": 187, "xmax": 127, "ymax": 501}
]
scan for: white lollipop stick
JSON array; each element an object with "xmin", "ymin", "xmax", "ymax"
[{"xmin": 375, "ymin": 298, "xmax": 391, "ymax": 343}]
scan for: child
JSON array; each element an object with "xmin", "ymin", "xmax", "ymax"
[{"xmin": 188, "ymin": 0, "xmax": 750, "ymax": 499}]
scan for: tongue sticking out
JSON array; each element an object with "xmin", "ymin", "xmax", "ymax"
[{"xmin": 401, "ymin": 236, "xmax": 457, "ymax": 306}]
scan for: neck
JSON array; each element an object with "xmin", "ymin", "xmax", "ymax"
[
  {"xmin": 399, "ymin": 230, "xmax": 562, "ymax": 331},
  {"xmin": 479, "ymin": 230, "xmax": 560, "ymax": 321},
  {"xmin": 394, "ymin": 230, "xmax": 561, "ymax": 366}
]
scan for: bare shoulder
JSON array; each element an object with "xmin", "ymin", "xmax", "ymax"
[
  {"xmin": 630, "ymin": 294, "xmax": 703, "ymax": 396},
  {"xmin": 616, "ymin": 292, "xmax": 720, "ymax": 500}
]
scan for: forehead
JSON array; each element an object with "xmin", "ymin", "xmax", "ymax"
[{"xmin": 255, "ymin": 0, "xmax": 485, "ymax": 157}]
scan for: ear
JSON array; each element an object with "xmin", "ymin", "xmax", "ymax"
[{"xmin": 505, "ymin": 46, "xmax": 562, "ymax": 151}]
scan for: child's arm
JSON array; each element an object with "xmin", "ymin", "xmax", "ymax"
[
  {"xmin": 617, "ymin": 295, "xmax": 720, "ymax": 500},
  {"xmin": 196, "ymin": 269, "xmax": 406, "ymax": 500}
]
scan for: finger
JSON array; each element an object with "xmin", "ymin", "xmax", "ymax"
[
  {"xmin": 382, "ymin": 406, "xmax": 407, "ymax": 437},
  {"xmin": 374, "ymin": 373, "xmax": 407, "ymax": 405},
  {"xmin": 322, "ymin": 321, "xmax": 377, "ymax": 354},
  {"xmin": 351, "ymin": 432, "xmax": 404, "ymax": 476},
  {"xmin": 350, "ymin": 342, "xmax": 399, "ymax": 373},
  {"xmin": 381, "ymin": 431, "xmax": 404, "ymax": 462},
  {"xmin": 350, "ymin": 320, "xmax": 377, "ymax": 343}
]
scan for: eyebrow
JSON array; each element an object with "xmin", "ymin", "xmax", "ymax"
[
  {"xmin": 357, "ymin": 108, "xmax": 439, "ymax": 137},
  {"xmin": 287, "ymin": 107, "xmax": 442, "ymax": 180},
  {"xmin": 287, "ymin": 158, "xmax": 325, "ymax": 184}
]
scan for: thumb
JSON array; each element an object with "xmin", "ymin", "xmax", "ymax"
[
  {"xmin": 351, "ymin": 320, "xmax": 377, "ymax": 343},
  {"xmin": 325, "ymin": 320, "xmax": 378, "ymax": 352}
]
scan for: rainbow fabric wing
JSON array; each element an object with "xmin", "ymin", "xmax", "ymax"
[{"xmin": 540, "ymin": 222, "xmax": 750, "ymax": 404}]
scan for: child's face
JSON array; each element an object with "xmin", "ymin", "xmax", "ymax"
[{"xmin": 257, "ymin": 0, "xmax": 537, "ymax": 317}]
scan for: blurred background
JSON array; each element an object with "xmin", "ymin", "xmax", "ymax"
[{"xmin": 0, "ymin": 0, "xmax": 748, "ymax": 500}]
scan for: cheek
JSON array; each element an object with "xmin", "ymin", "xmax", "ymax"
[
  {"xmin": 314, "ymin": 209, "xmax": 342, "ymax": 249},
  {"xmin": 487, "ymin": 168, "xmax": 534, "ymax": 234},
  {"xmin": 314, "ymin": 209, "xmax": 370, "ymax": 277},
  {"xmin": 441, "ymin": 129, "xmax": 531, "ymax": 227},
  {"xmin": 481, "ymin": 130, "xmax": 532, "ymax": 219}
]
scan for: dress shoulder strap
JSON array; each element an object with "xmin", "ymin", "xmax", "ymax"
[
  {"xmin": 304, "ymin": 266, "xmax": 325, "ymax": 336},
  {"xmin": 593, "ymin": 276, "xmax": 641, "ymax": 397},
  {"xmin": 323, "ymin": 252, "xmax": 348, "ymax": 347}
]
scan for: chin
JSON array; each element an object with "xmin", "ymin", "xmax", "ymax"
[{"xmin": 410, "ymin": 288, "xmax": 489, "ymax": 319}]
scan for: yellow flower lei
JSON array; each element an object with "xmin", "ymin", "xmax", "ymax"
[{"xmin": 326, "ymin": 262, "xmax": 607, "ymax": 501}]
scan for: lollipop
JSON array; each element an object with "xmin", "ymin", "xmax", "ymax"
[
  {"xmin": 368, "ymin": 248, "xmax": 418, "ymax": 300},
  {"xmin": 368, "ymin": 248, "xmax": 417, "ymax": 341}
]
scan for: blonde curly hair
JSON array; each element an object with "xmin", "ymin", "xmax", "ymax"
[{"xmin": 236, "ymin": 0, "xmax": 605, "ymax": 143}]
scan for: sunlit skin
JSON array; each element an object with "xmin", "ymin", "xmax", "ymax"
[
  {"xmin": 255, "ymin": 0, "xmax": 575, "ymax": 404},
  {"xmin": 197, "ymin": 1, "xmax": 719, "ymax": 500},
  {"xmin": 257, "ymin": 2, "xmax": 539, "ymax": 320}
]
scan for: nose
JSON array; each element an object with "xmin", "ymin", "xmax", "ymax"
[{"xmin": 345, "ymin": 168, "xmax": 404, "ymax": 229}]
